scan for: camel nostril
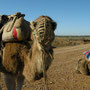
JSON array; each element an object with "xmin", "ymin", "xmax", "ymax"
[{"xmin": 34, "ymin": 73, "xmax": 43, "ymax": 80}]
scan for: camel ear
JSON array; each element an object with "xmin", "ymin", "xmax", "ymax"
[{"xmin": 51, "ymin": 21, "xmax": 57, "ymax": 31}]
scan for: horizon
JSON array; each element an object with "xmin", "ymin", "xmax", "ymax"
[{"xmin": 55, "ymin": 35, "xmax": 90, "ymax": 36}]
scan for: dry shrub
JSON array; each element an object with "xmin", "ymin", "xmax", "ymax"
[{"xmin": 52, "ymin": 36, "xmax": 86, "ymax": 47}]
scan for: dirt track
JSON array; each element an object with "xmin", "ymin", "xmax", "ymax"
[{"xmin": 1, "ymin": 44, "xmax": 90, "ymax": 90}]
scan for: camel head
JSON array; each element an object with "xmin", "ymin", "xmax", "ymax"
[
  {"xmin": 23, "ymin": 16, "xmax": 57, "ymax": 82},
  {"xmin": 30, "ymin": 15, "xmax": 57, "ymax": 44},
  {"xmin": 30, "ymin": 16, "xmax": 57, "ymax": 73}
]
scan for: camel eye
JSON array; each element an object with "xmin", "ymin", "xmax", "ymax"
[{"xmin": 34, "ymin": 23, "xmax": 37, "ymax": 27}]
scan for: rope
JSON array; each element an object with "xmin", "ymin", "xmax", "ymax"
[
  {"xmin": 41, "ymin": 48, "xmax": 48, "ymax": 90},
  {"xmin": 6, "ymin": 16, "xmax": 17, "ymax": 32}
]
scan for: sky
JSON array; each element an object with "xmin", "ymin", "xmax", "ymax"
[{"xmin": 0, "ymin": 0, "xmax": 90, "ymax": 36}]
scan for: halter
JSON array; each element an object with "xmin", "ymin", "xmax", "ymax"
[{"xmin": 30, "ymin": 19, "xmax": 53, "ymax": 89}]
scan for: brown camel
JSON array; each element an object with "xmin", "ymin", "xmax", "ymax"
[
  {"xmin": 76, "ymin": 58, "xmax": 90, "ymax": 75},
  {"xmin": 0, "ymin": 15, "xmax": 57, "ymax": 90}
]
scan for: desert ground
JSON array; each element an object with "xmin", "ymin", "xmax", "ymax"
[{"xmin": 1, "ymin": 43, "xmax": 90, "ymax": 90}]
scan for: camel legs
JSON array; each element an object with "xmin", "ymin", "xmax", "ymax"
[
  {"xmin": 16, "ymin": 75, "xmax": 24, "ymax": 90},
  {"xmin": 4, "ymin": 74, "xmax": 24, "ymax": 90},
  {"xmin": 0, "ymin": 86, "xmax": 1, "ymax": 90},
  {"xmin": 4, "ymin": 74, "xmax": 16, "ymax": 90}
]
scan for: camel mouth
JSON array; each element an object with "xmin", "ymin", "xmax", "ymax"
[{"xmin": 34, "ymin": 72, "xmax": 43, "ymax": 80}]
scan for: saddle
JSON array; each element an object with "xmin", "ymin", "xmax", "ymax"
[{"xmin": 1, "ymin": 12, "xmax": 31, "ymax": 42}]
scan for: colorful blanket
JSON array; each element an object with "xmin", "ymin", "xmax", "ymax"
[{"xmin": 84, "ymin": 51, "xmax": 90, "ymax": 62}]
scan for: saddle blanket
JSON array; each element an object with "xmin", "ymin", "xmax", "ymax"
[{"xmin": 84, "ymin": 51, "xmax": 90, "ymax": 62}]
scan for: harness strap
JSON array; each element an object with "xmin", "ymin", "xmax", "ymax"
[{"xmin": 7, "ymin": 16, "xmax": 17, "ymax": 32}]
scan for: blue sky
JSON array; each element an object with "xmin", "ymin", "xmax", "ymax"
[{"xmin": 0, "ymin": 0, "xmax": 90, "ymax": 35}]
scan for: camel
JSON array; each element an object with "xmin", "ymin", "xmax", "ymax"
[
  {"xmin": 0, "ymin": 15, "xmax": 57, "ymax": 90},
  {"xmin": 76, "ymin": 58, "xmax": 90, "ymax": 75}
]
